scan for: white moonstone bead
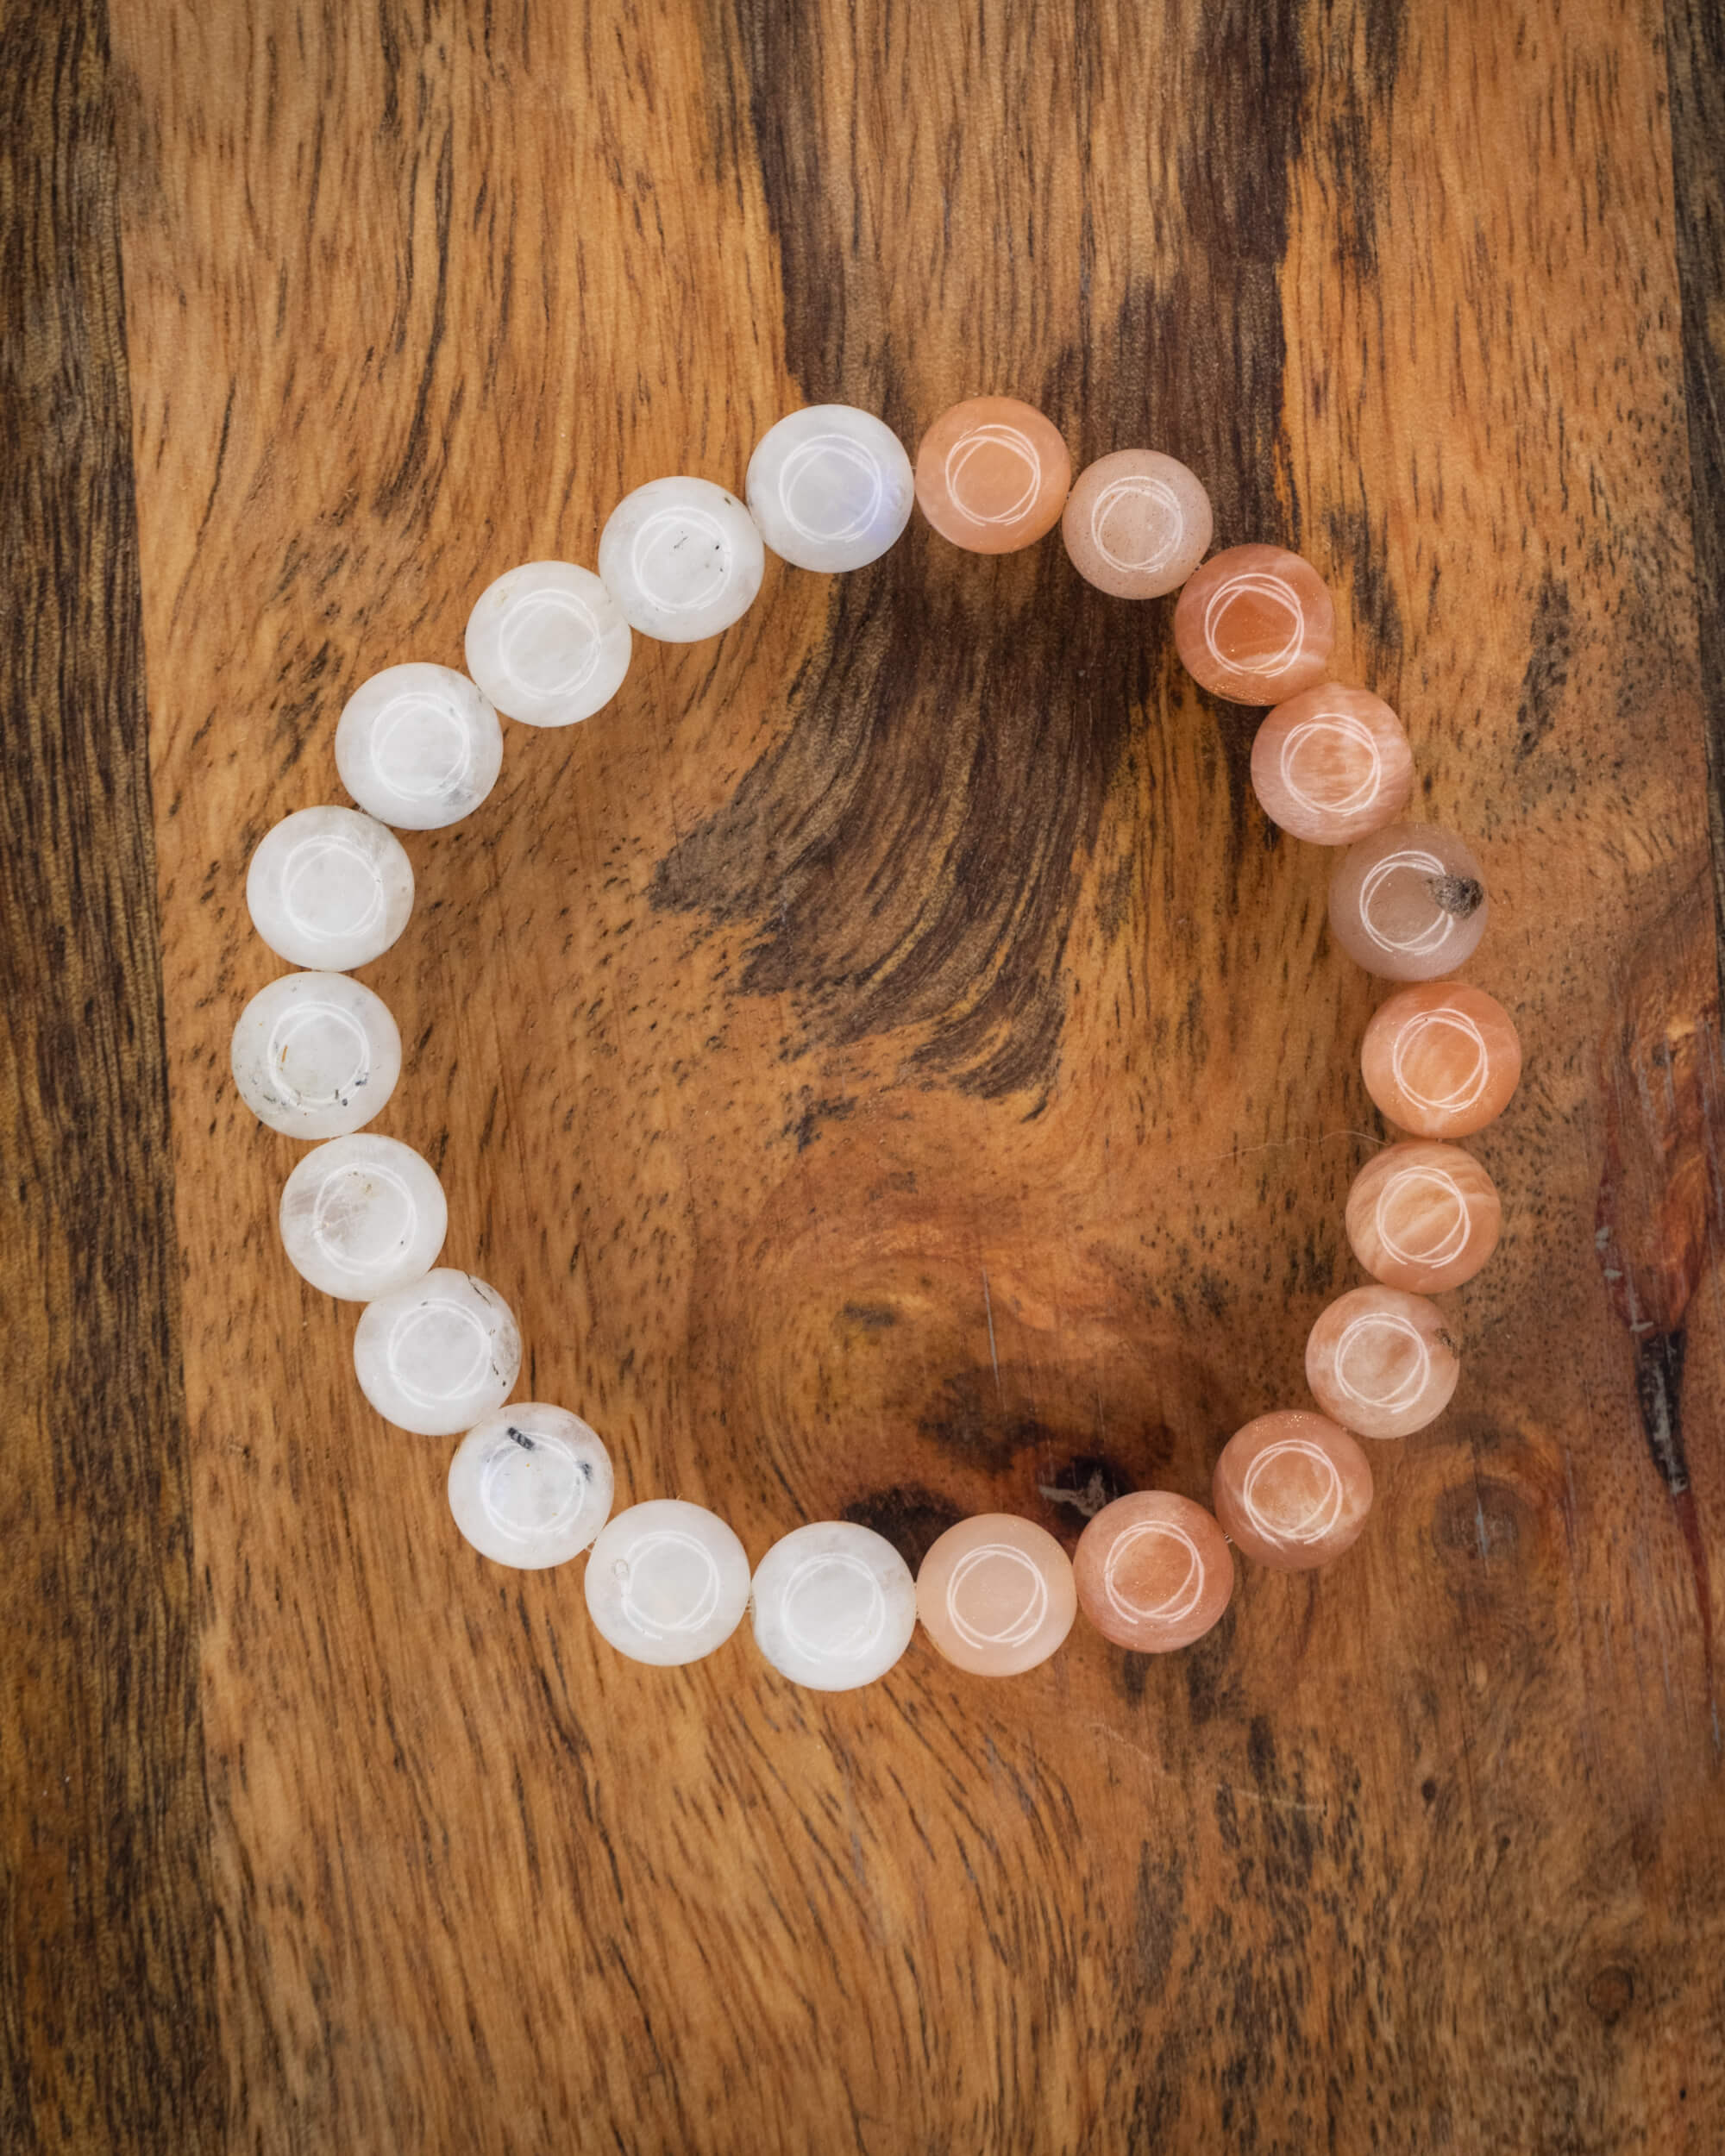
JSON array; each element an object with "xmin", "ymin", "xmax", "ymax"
[
  {"xmin": 750, "ymin": 1520, "xmax": 918, "ymax": 1690},
  {"xmin": 230, "ymin": 972, "xmax": 402, "ymax": 1138},
  {"xmin": 583, "ymin": 1500, "xmax": 751, "ymax": 1666},
  {"xmin": 463, "ymin": 561, "xmax": 632, "ymax": 727},
  {"xmin": 278, "ymin": 1132, "xmax": 447, "ymax": 1300},
  {"xmin": 447, "ymin": 1403, "xmax": 614, "ymax": 1569},
  {"xmin": 335, "ymin": 662, "xmax": 504, "ymax": 829},
  {"xmin": 597, "ymin": 477, "xmax": 765, "ymax": 642},
  {"xmin": 351, "ymin": 1269, "xmax": 521, "ymax": 1436},
  {"xmin": 245, "ymin": 805, "xmax": 414, "ymax": 971},
  {"xmin": 745, "ymin": 405, "xmax": 914, "ymax": 572}
]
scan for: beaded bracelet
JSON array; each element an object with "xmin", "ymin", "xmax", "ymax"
[{"xmin": 234, "ymin": 395, "xmax": 1522, "ymax": 1688}]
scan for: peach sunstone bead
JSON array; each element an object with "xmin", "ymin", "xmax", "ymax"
[
  {"xmin": 916, "ymin": 1514, "xmax": 1077, "ymax": 1676},
  {"xmin": 1073, "ymin": 1491, "xmax": 1234, "ymax": 1653},
  {"xmin": 913, "ymin": 397, "xmax": 1072, "ymax": 553},
  {"xmin": 1328, "ymin": 822, "xmax": 1490, "ymax": 981},
  {"xmin": 1172, "ymin": 543, "xmax": 1336, "ymax": 704},
  {"xmin": 1346, "ymin": 1139, "xmax": 1502, "ymax": 1293},
  {"xmin": 1360, "ymin": 981, "xmax": 1523, "ymax": 1139},
  {"xmin": 1305, "ymin": 1285, "xmax": 1460, "ymax": 1439},
  {"xmin": 1060, "ymin": 448, "xmax": 1213, "ymax": 598},
  {"xmin": 1212, "ymin": 1412, "xmax": 1374, "ymax": 1571},
  {"xmin": 1250, "ymin": 684, "xmax": 1415, "ymax": 843}
]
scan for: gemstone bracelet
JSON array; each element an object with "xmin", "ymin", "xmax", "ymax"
[{"xmin": 234, "ymin": 396, "xmax": 1521, "ymax": 1688}]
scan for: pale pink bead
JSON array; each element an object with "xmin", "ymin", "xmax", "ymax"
[
  {"xmin": 916, "ymin": 1514, "xmax": 1077, "ymax": 1676},
  {"xmin": 1060, "ymin": 449, "xmax": 1213, "ymax": 598},
  {"xmin": 1250, "ymin": 684, "xmax": 1414, "ymax": 843},
  {"xmin": 1346, "ymin": 1140, "xmax": 1502, "ymax": 1293},
  {"xmin": 1360, "ymin": 981, "xmax": 1523, "ymax": 1138},
  {"xmin": 1305, "ymin": 1286, "xmax": 1459, "ymax": 1438},
  {"xmin": 1172, "ymin": 544, "xmax": 1336, "ymax": 704},
  {"xmin": 1327, "ymin": 822, "xmax": 1490, "ymax": 981},
  {"xmin": 1212, "ymin": 1411, "xmax": 1373, "ymax": 1571},
  {"xmin": 1074, "ymin": 1492, "xmax": 1234, "ymax": 1653}
]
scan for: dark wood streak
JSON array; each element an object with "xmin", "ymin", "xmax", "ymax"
[{"xmin": 0, "ymin": 1, "xmax": 221, "ymax": 2148}]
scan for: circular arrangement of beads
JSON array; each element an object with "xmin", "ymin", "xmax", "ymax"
[{"xmin": 235, "ymin": 394, "xmax": 1521, "ymax": 1688}]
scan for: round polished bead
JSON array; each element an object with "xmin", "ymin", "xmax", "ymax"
[
  {"xmin": 1250, "ymin": 685, "xmax": 1415, "ymax": 844},
  {"xmin": 915, "ymin": 1514, "xmax": 1076, "ymax": 1676},
  {"xmin": 1212, "ymin": 1411, "xmax": 1373, "ymax": 1571},
  {"xmin": 278, "ymin": 1132, "xmax": 447, "ymax": 1300},
  {"xmin": 913, "ymin": 396, "xmax": 1071, "ymax": 554},
  {"xmin": 335, "ymin": 663, "xmax": 504, "ymax": 830},
  {"xmin": 1305, "ymin": 1286, "xmax": 1460, "ymax": 1439},
  {"xmin": 1360, "ymin": 981, "xmax": 1523, "ymax": 1138},
  {"xmin": 245, "ymin": 805, "xmax": 413, "ymax": 971},
  {"xmin": 584, "ymin": 1500, "xmax": 751, "ymax": 1667},
  {"xmin": 597, "ymin": 477, "xmax": 765, "ymax": 642},
  {"xmin": 1328, "ymin": 822, "xmax": 1490, "ymax": 981},
  {"xmin": 463, "ymin": 561, "xmax": 631, "ymax": 727},
  {"xmin": 352, "ymin": 1269, "xmax": 521, "ymax": 1436},
  {"xmin": 447, "ymin": 1403, "xmax": 614, "ymax": 1569},
  {"xmin": 230, "ymin": 971, "xmax": 401, "ymax": 1138},
  {"xmin": 1172, "ymin": 544, "xmax": 1337, "ymax": 704},
  {"xmin": 750, "ymin": 1521, "xmax": 917, "ymax": 1690},
  {"xmin": 1060, "ymin": 448, "xmax": 1213, "ymax": 598},
  {"xmin": 745, "ymin": 405, "xmax": 914, "ymax": 572},
  {"xmin": 1074, "ymin": 1491, "xmax": 1234, "ymax": 1653},
  {"xmin": 1346, "ymin": 1140, "xmax": 1502, "ymax": 1292}
]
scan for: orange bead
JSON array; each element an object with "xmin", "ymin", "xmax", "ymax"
[
  {"xmin": 1305, "ymin": 1286, "xmax": 1459, "ymax": 1438},
  {"xmin": 1212, "ymin": 1411, "xmax": 1373, "ymax": 1571},
  {"xmin": 1250, "ymin": 684, "xmax": 1414, "ymax": 843},
  {"xmin": 913, "ymin": 397, "xmax": 1071, "ymax": 553},
  {"xmin": 915, "ymin": 1514, "xmax": 1076, "ymax": 1676},
  {"xmin": 1172, "ymin": 543, "xmax": 1336, "ymax": 704},
  {"xmin": 1360, "ymin": 981, "xmax": 1523, "ymax": 1138},
  {"xmin": 1346, "ymin": 1140, "xmax": 1502, "ymax": 1293},
  {"xmin": 1073, "ymin": 1491, "xmax": 1234, "ymax": 1652}
]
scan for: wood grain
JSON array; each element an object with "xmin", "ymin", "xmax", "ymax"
[{"xmin": 10, "ymin": 0, "xmax": 1723, "ymax": 2146}]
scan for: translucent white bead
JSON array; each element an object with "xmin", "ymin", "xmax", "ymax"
[
  {"xmin": 230, "ymin": 972, "xmax": 402, "ymax": 1138},
  {"xmin": 244, "ymin": 805, "xmax": 413, "ymax": 971},
  {"xmin": 597, "ymin": 477, "xmax": 765, "ymax": 642},
  {"xmin": 463, "ymin": 561, "xmax": 632, "ymax": 727},
  {"xmin": 351, "ymin": 1268, "xmax": 521, "ymax": 1436},
  {"xmin": 335, "ymin": 662, "xmax": 504, "ymax": 829},
  {"xmin": 447, "ymin": 1403, "xmax": 614, "ymax": 1568},
  {"xmin": 278, "ymin": 1132, "xmax": 447, "ymax": 1300},
  {"xmin": 750, "ymin": 1521, "xmax": 917, "ymax": 1691},
  {"xmin": 745, "ymin": 405, "xmax": 914, "ymax": 572},
  {"xmin": 583, "ymin": 1500, "xmax": 751, "ymax": 1666}
]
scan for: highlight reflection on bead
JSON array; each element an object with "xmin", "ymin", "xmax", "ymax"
[
  {"xmin": 1250, "ymin": 685, "xmax": 1414, "ymax": 844},
  {"xmin": 1213, "ymin": 1411, "xmax": 1373, "ymax": 1570},
  {"xmin": 750, "ymin": 1521, "xmax": 917, "ymax": 1689},
  {"xmin": 447, "ymin": 1402, "xmax": 614, "ymax": 1569},
  {"xmin": 584, "ymin": 1500, "xmax": 751, "ymax": 1666},
  {"xmin": 916, "ymin": 1514, "xmax": 1076, "ymax": 1675},
  {"xmin": 230, "ymin": 971, "xmax": 403, "ymax": 1138},
  {"xmin": 914, "ymin": 397, "xmax": 1072, "ymax": 553},
  {"xmin": 1074, "ymin": 1491, "xmax": 1233, "ymax": 1652},
  {"xmin": 1346, "ymin": 1140, "xmax": 1502, "ymax": 1292},
  {"xmin": 598, "ymin": 477, "xmax": 765, "ymax": 642},
  {"xmin": 351, "ymin": 1268, "xmax": 521, "ymax": 1436},
  {"xmin": 335, "ymin": 662, "xmax": 504, "ymax": 830},
  {"xmin": 278, "ymin": 1132, "xmax": 447, "ymax": 1300},
  {"xmin": 1360, "ymin": 981, "xmax": 1523, "ymax": 1138},
  {"xmin": 1060, "ymin": 448, "xmax": 1213, "ymax": 598},
  {"xmin": 1328, "ymin": 822, "xmax": 1490, "ymax": 980},
  {"xmin": 1306, "ymin": 1285, "xmax": 1459, "ymax": 1438},
  {"xmin": 1172, "ymin": 544, "xmax": 1336, "ymax": 703},
  {"xmin": 746, "ymin": 405, "xmax": 913, "ymax": 572},
  {"xmin": 463, "ymin": 561, "xmax": 632, "ymax": 727}
]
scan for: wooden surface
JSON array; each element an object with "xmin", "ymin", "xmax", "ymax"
[{"xmin": 7, "ymin": 0, "xmax": 1725, "ymax": 2148}]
